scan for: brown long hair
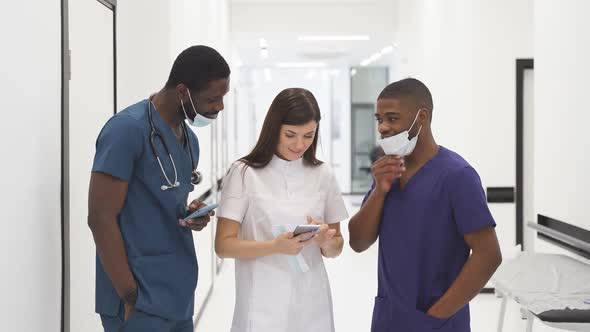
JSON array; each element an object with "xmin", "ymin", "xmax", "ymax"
[{"xmin": 241, "ymin": 88, "xmax": 323, "ymax": 168}]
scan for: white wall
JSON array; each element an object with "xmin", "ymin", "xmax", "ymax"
[
  {"xmin": 534, "ymin": 0, "xmax": 590, "ymax": 234},
  {"xmin": 0, "ymin": 1, "xmax": 62, "ymax": 331},
  {"xmin": 231, "ymin": 1, "xmax": 394, "ymax": 35},
  {"xmin": 392, "ymin": 0, "xmax": 534, "ymax": 255},
  {"xmin": 116, "ymin": 0, "xmax": 171, "ymax": 110}
]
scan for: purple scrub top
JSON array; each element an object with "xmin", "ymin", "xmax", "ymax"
[{"xmin": 364, "ymin": 146, "xmax": 496, "ymax": 332}]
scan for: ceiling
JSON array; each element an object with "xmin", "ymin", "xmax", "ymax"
[{"xmin": 229, "ymin": 0, "xmax": 397, "ymax": 68}]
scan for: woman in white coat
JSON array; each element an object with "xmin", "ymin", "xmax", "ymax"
[{"xmin": 215, "ymin": 88, "xmax": 349, "ymax": 332}]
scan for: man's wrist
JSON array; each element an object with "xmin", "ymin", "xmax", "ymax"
[{"xmin": 123, "ymin": 287, "xmax": 138, "ymax": 306}]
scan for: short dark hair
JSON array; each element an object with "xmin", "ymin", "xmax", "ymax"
[
  {"xmin": 378, "ymin": 78, "xmax": 433, "ymax": 114},
  {"xmin": 241, "ymin": 88, "xmax": 323, "ymax": 169},
  {"xmin": 165, "ymin": 45, "xmax": 230, "ymax": 92}
]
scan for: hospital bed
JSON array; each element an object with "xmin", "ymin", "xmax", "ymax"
[{"xmin": 492, "ymin": 223, "xmax": 590, "ymax": 332}]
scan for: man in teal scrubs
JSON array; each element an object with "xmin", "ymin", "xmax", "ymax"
[{"xmin": 88, "ymin": 45, "xmax": 230, "ymax": 331}]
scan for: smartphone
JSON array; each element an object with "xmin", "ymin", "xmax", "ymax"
[
  {"xmin": 183, "ymin": 203, "xmax": 219, "ymax": 221},
  {"xmin": 293, "ymin": 224, "xmax": 321, "ymax": 242}
]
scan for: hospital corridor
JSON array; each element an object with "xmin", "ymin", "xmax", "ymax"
[{"xmin": 2, "ymin": 0, "xmax": 590, "ymax": 332}]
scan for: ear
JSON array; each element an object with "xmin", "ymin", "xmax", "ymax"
[
  {"xmin": 176, "ymin": 84, "xmax": 189, "ymax": 100},
  {"xmin": 419, "ymin": 108, "xmax": 431, "ymax": 125}
]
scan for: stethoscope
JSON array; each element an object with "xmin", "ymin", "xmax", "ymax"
[{"xmin": 147, "ymin": 98, "xmax": 202, "ymax": 191}]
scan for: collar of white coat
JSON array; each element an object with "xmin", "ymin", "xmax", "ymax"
[{"xmin": 270, "ymin": 154, "xmax": 304, "ymax": 171}]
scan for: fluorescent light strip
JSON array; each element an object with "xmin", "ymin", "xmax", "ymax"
[
  {"xmin": 380, "ymin": 45, "xmax": 394, "ymax": 55},
  {"xmin": 298, "ymin": 35, "xmax": 370, "ymax": 42},
  {"xmin": 276, "ymin": 62, "xmax": 326, "ymax": 68},
  {"xmin": 361, "ymin": 44, "xmax": 395, "ymax": 66},
  {"xmin": 360, "ymin": 59, "xmax": 371, "ymax": 67}
]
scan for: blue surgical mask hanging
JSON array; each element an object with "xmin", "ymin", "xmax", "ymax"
[{"xmin": 180, "ymin": 90, "xmax": 214, "ymax": 128}]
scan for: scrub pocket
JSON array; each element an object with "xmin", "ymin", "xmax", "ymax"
[
  {"xmin": 411, "ymin": 308, "xmax": 452, "ymax": 330},
  {"xmin": 370, "ymin": 296, "xmax": 453, "ymax": 332}
]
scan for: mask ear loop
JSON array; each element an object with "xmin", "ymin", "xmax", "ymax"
[
  {"xmin": 414, "ymin": 123, "xmax": 423, "ymax": 137},
  {"xmin": 408, "ymin": 109, "xmax": 423, "ymax": 139},
  {"xmin": 180, "ymin": 95, "xmax": 192, "ymax": 121},
  {"xmin": 187, "ymin": 90, "xmax": 200, "ymax": 117}
]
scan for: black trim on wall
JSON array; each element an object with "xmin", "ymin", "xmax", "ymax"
[
  {"xmin": 515, "ymin": 59, "xmax": 534, "ymax": 246},
  {"xmin": 112, "ymin": 5, "xmax": 117, "ymax": 114},
  {"xmin": 480, "ymin": 287, "xmax": 495, "ymax": 294},
  {"xmin": 486, "ymin": 187, "xmax": 515, "ymax": 203},
  {"xmin": 536, "ymin": 215, "xmax": 590, "ymax": 259},
  {"xmin": 97, "ymin": 0, "xmax": 116, "ymax": 10},
  {"xmin": 60, "ymin": 1, "xmax": 69, "ymax": 331}
]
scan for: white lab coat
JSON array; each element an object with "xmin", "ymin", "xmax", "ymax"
[{"xmin": 218, "ymin": 156, "xmax": 349, "ymax": 332}]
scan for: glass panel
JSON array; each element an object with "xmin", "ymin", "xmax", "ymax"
[{"xmin": 350, "ymin": 67, "xmax": 388, "ymax": 193}]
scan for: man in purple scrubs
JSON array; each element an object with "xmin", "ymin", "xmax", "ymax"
[{"xmin": 349, "ymin": 78, "xmax": 502, "ymax": 332}]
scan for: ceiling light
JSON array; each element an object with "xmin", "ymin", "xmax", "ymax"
[
  {"xmin": 264, "ymin": 68, "xmax": 272, "ymax": 82},
  {"xmin": 276, "ymin": 62, "xmax": 326, "ymax": 68},
  {"xmin": 329, "ymin": 69, "xmax": 341, "ymax": 77},
  {"xmin": 380, "ymin": 45, "xmax": 394, "ymax": 55},
  {"xmin": 298, "ymin": 35, "xmax": 370, "ymax": 42}
]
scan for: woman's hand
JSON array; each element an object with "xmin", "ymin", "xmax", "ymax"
[
  {"xmin": 272, "ymin": 231, "xmax": 313, "ymax": 255},
  {"xmin": 307, "ymin": 216, "xmax": 336, "ymax": 247}
]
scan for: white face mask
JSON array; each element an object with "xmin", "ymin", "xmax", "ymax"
[
  {"xmin": 180, "ymin": 90, "xmax": 215, "ymax": 128},
  {"xmin": 377, "ymin": 110, "xmax": 422, "ymax": 156}
]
